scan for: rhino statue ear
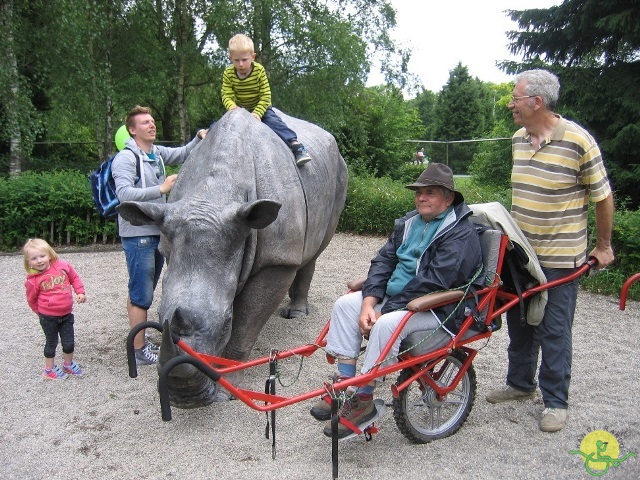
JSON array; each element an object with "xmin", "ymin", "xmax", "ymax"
[
  {"xmin": 116, "ymin": 201, "xmax": 167, "ymax": 226},
  {"xmin": 238, "ymin": 199, "xmax": 281, "ymax": 229}
]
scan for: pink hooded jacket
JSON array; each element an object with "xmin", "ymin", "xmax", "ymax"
[{"xmin": 25, "ymin": 259, "xmax": 85, "ymax": 316}]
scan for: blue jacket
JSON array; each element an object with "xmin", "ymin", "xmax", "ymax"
[{"xmin": 362, "ymin": 201, "xmax": 483, "ymax": 330}]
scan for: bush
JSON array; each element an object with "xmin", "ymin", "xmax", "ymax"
[
  {"xmin": 582, "ymin": 205, "xmax": 640, "ymax": 297},
  {"xmin": 0, "ymin": 170, "xmax": 116, "ymax": 250},
  {"xmin": 338, "ymin": 174, "xmax": 413, "ymax": 235},
  {"xmin": 338, "ymin": 173, "xmax": 514, "ymax": 235},
  {"xmin": 1, "ymin": 168, "xmax": 638, "ymax": 300}
]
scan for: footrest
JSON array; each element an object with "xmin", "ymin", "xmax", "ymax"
[{"xmin": 340, "ymin": 399, "xmax": 387, "ymax": 441}]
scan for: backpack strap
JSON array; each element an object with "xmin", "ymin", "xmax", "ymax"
[{"xmin": 123, "ymin": 147, "xmax": 144, "ymax": 189}]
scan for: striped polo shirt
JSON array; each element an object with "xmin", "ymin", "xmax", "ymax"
[
  {"xmin": 511, "ymin": 116, "xmax": 611, "ymax": 268},
  {"xmin": 221, "ymin": 62, "xmax": 271, "ymax": 118}
]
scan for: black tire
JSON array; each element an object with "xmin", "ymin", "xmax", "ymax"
[{"xmin": 392, "ymin": 349, "xmax": 476, "ymax": 444}]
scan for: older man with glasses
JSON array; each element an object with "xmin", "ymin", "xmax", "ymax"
[{"xmin": 486, "ymin": 69, "xmax": 615, "ymax": 432}]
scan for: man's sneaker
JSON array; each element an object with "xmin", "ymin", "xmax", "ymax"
[
  {"xmin": 62, "ymin": 361, "xmax": 84, "ymax": 376},
  {"xmin": 144, "ymin": 341, "xmax": 160, "ymax": 353},
  {"xmin": 539, "ymin": 407, "xmax": 567, "ymax": 432},
  {"xmin": 292, "ymin": 143, "xmax": 312, "ymax": 166},
  {"xmin": 42, "ymin": 365, "xmax": 68, "ymax": 380},
  {"xmin": 135, "ymin": 343, "xmax": 158, "ymax": 366},
  {"xmin": 322, "ymin": 393, "xmax": 376, "ymax": 439},
  {"xmin": 486, "ymin": 385, "xmax": 535, "ymax": 404}
]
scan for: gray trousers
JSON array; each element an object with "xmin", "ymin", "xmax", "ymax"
[{"xmin": 326, "ymin": 291, "xmax": 441, "ymax": 373}]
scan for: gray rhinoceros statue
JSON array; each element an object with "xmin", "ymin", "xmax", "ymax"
[{"xmin": 117, "ymin": 108, "xmax": 348, "ymax": 407}]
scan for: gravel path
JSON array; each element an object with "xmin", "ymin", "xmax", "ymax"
[{"xmin": 1, "ymin": 233, "xmax": 638, "ymax": 479}]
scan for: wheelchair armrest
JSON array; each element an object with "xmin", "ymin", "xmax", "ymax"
[
  {"xmin": 347, "ymin": 277, "xmax": 367, "ymax": 291},
  {"xmin": 406, "ymin": 290, "xmax": 465, "ymax": 312}
]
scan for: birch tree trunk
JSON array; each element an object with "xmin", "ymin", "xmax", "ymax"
[{"xmin": 1, "ymin": 0, "xmax": 23, "ymax": 176}]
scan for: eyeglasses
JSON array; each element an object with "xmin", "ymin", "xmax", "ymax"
[{"xmin": 510, "ymin": 95, "xmax": 535, "ymax": 102}]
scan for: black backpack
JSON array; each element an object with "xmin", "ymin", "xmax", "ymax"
[{"xmin": 88, "ymin": 148, "xmax": 140, "ymax": 220}]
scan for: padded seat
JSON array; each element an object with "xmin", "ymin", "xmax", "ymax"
[{"xmin": 400, "ymin": 229, "xmax": 502, "ymax": 357}]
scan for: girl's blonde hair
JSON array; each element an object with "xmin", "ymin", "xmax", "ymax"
[
  {"xmin": 228, "ymin": 34, "xmax": 254, "ymax": 54},
  {"xmin": 23, "ymin": 238, "xmax": 58, "ymax": 272}
]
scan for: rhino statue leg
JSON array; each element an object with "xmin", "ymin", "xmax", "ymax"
[
  {"xmin": 224, "ymin": 265, "xmax": 298, "ymax": 363},
  {"xmin": 280, "ymin": 257, "xmax": 318, "ymax": 318}
]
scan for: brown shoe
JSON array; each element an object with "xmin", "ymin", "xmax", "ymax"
[
  {"xmin": 310, "ymin": 395, "xmax": 333, "ymax": 421},
  {"xmin": 322, "ymin": 393, "xmax": 376, "ymax": 438},
  {"xmin": 310, "ymin": 374, "xmax": 354, "ymax": 421},
  {"xmin": 486, "ymin": 385, "xmax": 535, "ymax": 404}
]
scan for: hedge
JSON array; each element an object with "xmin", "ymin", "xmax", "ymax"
[{"xmin": 1, "ymin": 169, "xmax": 638, "ymax": 300}]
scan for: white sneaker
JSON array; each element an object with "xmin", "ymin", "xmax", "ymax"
[
  {"xmin": 539, "ymin": 407, "xmax": 567, "ymax": 432},
  {"xmin": 134, "ymin": 343, "xmax": 158, "ymax": 366}
]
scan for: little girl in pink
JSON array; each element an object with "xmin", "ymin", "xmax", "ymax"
[{"xmin": 23, "ymin": 238, "xmax": 87, "ymax": 380}]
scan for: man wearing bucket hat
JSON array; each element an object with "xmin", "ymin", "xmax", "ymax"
[{"xmin": 310, "ymin": 163, "xmax": 483, "ymax": 438}]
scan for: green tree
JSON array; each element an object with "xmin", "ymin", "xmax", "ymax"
[
  {"xmin": 2, "ymin": 0, "xmax": 411, "ymax": 178},
  {"xmin": 505, "ymin": 0, "xmax": 640, "ymax": 208},
  {"xmin": 199, "ymin": 0, "xmax": 407, "ymax": 134},
  {"xmin": 408, "ymin": 88, "xmax": 437, "ymax": 140},
  {"xmin": 338, "ymin": 85, "xmax": 422, "ymax": 177},
  {"xmin": 469, "ymin": 83, "xmax": 515, "ymax": 189},
  {"xmin": 0, "ymin": 0, "xmax": 47, "ymax": 176},
  {"xmin": 432, "ymin": 63, "xmax": 487, "ymax": 174}
]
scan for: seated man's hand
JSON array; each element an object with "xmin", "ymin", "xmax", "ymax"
[
  {"xmin": 358, "ymin": 298, "xmax": 381, "ymax": 337},
  {"xmin": 358, "ymin": 308, "xmax": 381, "ymax": 338}
]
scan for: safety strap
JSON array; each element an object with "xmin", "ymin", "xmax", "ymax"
[
  {"xmin": 264, "ymin": 350, "xmax": 278, "ymax": 459},
  {"xmin": 505, "ymin": 252, "xmax": 527, "ymax": 326},
  {"xmin": 331, "ymin": 398, "xmax": 339, "ymax": 479}
]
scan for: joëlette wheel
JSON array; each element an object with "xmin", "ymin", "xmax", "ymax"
[{"xmin": 393, "ymin": 349, "xmax": 476, "ymax": 443}]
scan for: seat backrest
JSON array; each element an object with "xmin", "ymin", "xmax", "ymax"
[
  {"xmin": 478, "ymin": 228, "xmax": 502, "ymax": 287},
  {"xmin": 473, "ymin": 228, "xmax": 503, "ymax": 325},
  {"xmin": 400, "ymin": 228, "xmax": 503, "ymax": 356}
]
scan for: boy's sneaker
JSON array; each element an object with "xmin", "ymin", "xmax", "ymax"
[
  {"xmin": 42, "ymin": 365, "xmax": 68, "ymax": 380},
  {"xmin": 322, "ymin": 393, "xmax": 376, "ymax": 438},
  {"xmin": 144, "ymin": 341, "xmax": 160, "ymax": 353},
  {"xmin": 62, "ymin": 361, "xmax": 84, "ymax": 376},
  {"xmin": 292, "ymin": 143, "xmax": 312, "ymax": 166},
  {"xmin": 486, "ymin": 385, "xmax": 535, "ymax": 404},
  {"xmin": 135, "ymin": 343, "xmax": 158, "ymax": 366}
]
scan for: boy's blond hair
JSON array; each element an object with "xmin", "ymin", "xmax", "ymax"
[
  {"xmin": 23, "ymin": 238, "xmax": 59, "ymax": 272},
  {"xmin": 228, "ymin": 34, "xmax": 255, "ymax": 54}
]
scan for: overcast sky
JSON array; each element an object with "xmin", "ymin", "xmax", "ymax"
[{"xmin": 371, "ymin": 0, "xmax": 560, "ymax": 92}]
